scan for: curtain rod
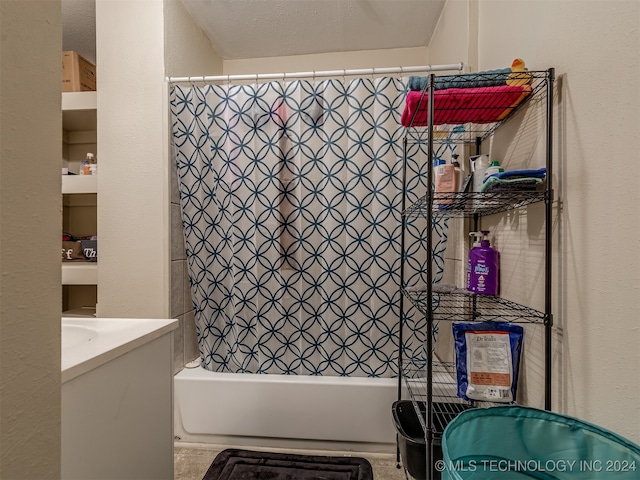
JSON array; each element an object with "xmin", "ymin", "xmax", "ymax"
[{"xmin": 166, "ymin": 62, "xmax": 464, "ymax": 84}]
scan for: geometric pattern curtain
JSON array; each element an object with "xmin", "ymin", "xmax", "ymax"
[{"xmin": 170, "ymin": 77, "xmax": 448, "ymax": 377}]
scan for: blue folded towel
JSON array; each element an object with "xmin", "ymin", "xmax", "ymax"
[
  {"xmin": 408, "ymin": 68, "xmax": 512, "ymax": 91},
  {"xmin": 481, "ymin": 177, "xmax": 543, "ymax": 193},
  {"xmin": 487, "ymin": 167, "xmax": 547, "ymax": 181},
  {"xmin": 479, "ymin": 168, "xmax": 546, "ymax": 193}
]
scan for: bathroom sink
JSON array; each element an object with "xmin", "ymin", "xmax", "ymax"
[{"xmin": 62, "ymin": 324, "xmax": 98, "ymax": 350}]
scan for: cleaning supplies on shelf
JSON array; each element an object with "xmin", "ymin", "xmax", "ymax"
[
  {"xmin": 467, "ymin": 230, "xmax": 500, "ymax": 296},
  {"xmin": 453, "ymin": 321, "xmax": 524, "ymax": 403}
]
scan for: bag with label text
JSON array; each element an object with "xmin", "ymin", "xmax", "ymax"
[
  {"xmin": 453, "ymin": 321, "xmax": 524, "ymax": 403},
  {"xmin": 80, "ymin": 239, "xmax": 97, "ymax": 262},
  {"xmin": 62, "ymin": 241, "xmax": 85, "ymax": 262}
]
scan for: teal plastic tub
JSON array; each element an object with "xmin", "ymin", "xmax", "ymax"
[{"xmin": 442, "ymin": 405, "xmax": 640, "ymax": 480}]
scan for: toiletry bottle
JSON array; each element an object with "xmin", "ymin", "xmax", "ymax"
[
  {"xmin": 471, "ymin": 154, "xmax": 490, "ymax": 193},
  {"xmin": 433, "ymin": 158, "xmax": 446, "ymax": 186},
  {"xmin": 484, "ymin": 160, "xmax": 504, "ymax": 183},
  {"xmin": 87, "ymin": 153, "xmax": 97, "ymax": 175},
  {"xmin": 451, "ymin": 154, "xmax": 463, "ymax": 192},
  {"xmin": 470, "ymin": 230, "xmax": 500, "ymax": 296},
  {"xmin": 435, "ymin": 161, "xmax": 457, "ymax": 206},
  {"xmin": 467, "ymin": 232, "xmax": 482, "ymax": 291},
  {"xmin": 79, "ymin": 154, "xmax": 89, "ymax": 175}
]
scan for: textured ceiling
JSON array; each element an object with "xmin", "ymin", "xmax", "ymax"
[
  {"xmin": 180, "ymin": 0, "xmax": 446, "ymax": 59},
  {"xmin": 62, "ymin": 0, "xmax": 96, "ymax": 65},
  {"xmin": 61, "ymin": 0, "xmax": 446, "ymax": 64}
]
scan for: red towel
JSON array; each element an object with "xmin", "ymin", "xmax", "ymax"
[{"xmin": 400, "ymin": 85, "xmax": 531, "ymax": 127}]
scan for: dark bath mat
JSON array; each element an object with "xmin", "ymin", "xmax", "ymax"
[{"xmin": 202, "ymin": 448, "xmax": 374, "ymax": 480}]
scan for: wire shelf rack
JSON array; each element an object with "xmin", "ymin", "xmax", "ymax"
[
  {"xmin": 403, "ymin": 70, "xmax": 550, "ymax": 145},
  {"xmin": 395, "ymin": 68, "xmax": 555, "ymax": 467},
  {"xmin": 403, "ymin": 191, "xmax": 547, "ymax": 218},
  {"xmin": 403, "ymin": 362, "xmax": 473, "ymax": 436},
  {"xmin": 401, "ymin": 289, "xmax": 548, "ymax": 324}
]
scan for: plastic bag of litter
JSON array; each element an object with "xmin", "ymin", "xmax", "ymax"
[{"xmin": 453, "ymin": 322, "xmax": 524, "ymax": 403}]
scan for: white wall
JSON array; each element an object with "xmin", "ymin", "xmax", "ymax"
[
  {"xmin": 431, "ymin": 0, "xmax": 640, "ymax": 443},
  {"xmin": 0, "ymin": 1, "xmax": 61, "ymax": 477},
  {"xmin": 96, "ymin": 0, "xmax": 169, "ymax": 318},
  {"xmin": 223, "ymin": 46, "xmax": 430, "ymax": 75},
  {"xmin": 95, "ymin": 0, "xmax": 222, "ymax": 319},
  {"xmin": 164, "ymin": 0, "xmax": 222, "ymax": 78},
  {"xmin": 428, "ymin": 0, "xmax": 477, "ymax": 70}
]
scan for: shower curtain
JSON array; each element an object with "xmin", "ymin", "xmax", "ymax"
[{"xmin": 170, "ymin": 76, "xmax": 449, "ymax": 377}]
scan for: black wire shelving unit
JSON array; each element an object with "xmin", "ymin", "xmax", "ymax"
[{"xmin": 396, "ymin": 69, "xmax": 555, "ymax": 480}]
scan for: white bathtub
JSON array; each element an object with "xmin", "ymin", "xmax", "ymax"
[
  {"xmin": 62, "ymin": 317, "xmax": 178, "ymax": 480},
  {"xmin": 174, "ymin": 366, "xmax": 407, "ymax": 452}
]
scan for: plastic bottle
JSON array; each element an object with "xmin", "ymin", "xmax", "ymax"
[
  {"xmin": 433, "ymin": 158, "xmax": 446, "ymax": 186},
  {"xmin": 435, "ymin": 162, "xmax": 457, "ymax": 207},
  {"xmin": 79, "ymin": 154, "xmax": 90, "ymax": 175},
  {"xmin": 451, "ymin": 154, "xmax": 463, "ymax": 192},
  {"xmin": 466, "ymin": 232, "xmax": 483, "ymax": 291},
  {"xmin": 471, "ymin": 154, "xmax": 490, "ymax": 193},
  {"xmin": 468, "ymin": 230, "xmax": 500, "ymax": 296},
  {"xmin": 87, "ymin": 153, "xmax": 97, "ymax": 175},
  {"xmin": 79, "ymin": 152, "xmax": 96, "ymax": 175},
  {"xmin": 483, "ymin": 160, "xmax": 504, "ymax": 183}
]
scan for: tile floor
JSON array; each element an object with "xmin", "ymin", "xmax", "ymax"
[{"xmin": 174, "ymin": 443, "xmax": 407, "ymax": 480}]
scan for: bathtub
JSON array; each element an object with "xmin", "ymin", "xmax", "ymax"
[
  {"xmin": 174, "ymin": 366, "xmax": 407, "ymax": 452},
  {"xmin": 62, "ymin": 317, "xmax": 178, "ymax": 479}
]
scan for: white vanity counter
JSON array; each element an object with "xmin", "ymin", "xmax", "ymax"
[
  {"xmin": 62, "ymin": 316, "xmax": 178, "ymax": 480},
  {"xmin": 62, "ymin": 316, "xmax": 178, "ymax": 383}
]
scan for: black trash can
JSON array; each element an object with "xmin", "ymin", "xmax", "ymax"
[{"xmin": 392, "ymin": 400, "xmax": 443, "ymax": 480}]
